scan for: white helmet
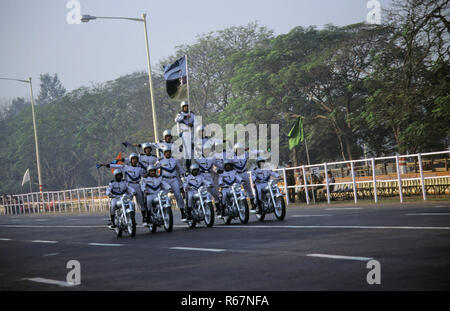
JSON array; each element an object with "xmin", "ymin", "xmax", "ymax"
[
  {"xmin": 256, "ymin": 157, "xmax": 266, "ymax": 168},
  {"xmin": 190, "ymin": 163, "xmax": 200, "ymax": 172},
  {"xmin": 163, "ymin": 129, "xmax": 172, "ymax": 138},
  {"xmin": 113, "ymin": 169, "xmax": 123, "ymax": 176},
  {"xmin": 234, "ymin": 143, "xmax": 244, "ymax": 150},
  {"xmin": 196, "ymin": 125, "xmax": 206, "ymax": 135},
  {"xmin": 180, "ymin": 101, "xmax": 189, "ymax": 109},
  {"xmin": 147, "ymin": 164, "xmax": 158, "ymax": 172},
  {"xmin": 129, "ymin": 153, "xmax": 139, "ymax": 161},
  {"xmin": 141, "ymin": 142, "xmax": 153, "ymax": 151},
  {"xmin": 162, "ymin": 145, "xmax": 172, "ymax": 154}
]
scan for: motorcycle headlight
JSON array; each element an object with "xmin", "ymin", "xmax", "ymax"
[
  {"xmin": 122, "ymin": 195, "xmax": 131, "ymax": 204},
  {"xmin": 232, "ymin": 183, "xmax": 241, "ymax": 192},
  {"xmin": 159, "ymin": 190, "xmax": 168, "ymax": 200},
  {"xmin": 199, "ymin": 186, "xmax": 208, "ymax": 196}
]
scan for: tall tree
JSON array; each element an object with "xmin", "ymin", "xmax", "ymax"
[{"xmin": 37, "ymin": 73, "xmax": 66, "ymax": 105}]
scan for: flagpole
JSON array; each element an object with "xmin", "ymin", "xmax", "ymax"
[{"xmin": 185, "ymin": 54, "xmax": 193, "ymax": 163}]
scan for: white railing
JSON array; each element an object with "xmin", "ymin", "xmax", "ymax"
[
  {"xmin": 1, "ymin": 150, "xmax": 449, "ymax": 215},
  {"xmin": 269, "ymin": 150, "xmax": 450, "ymax": 205}
]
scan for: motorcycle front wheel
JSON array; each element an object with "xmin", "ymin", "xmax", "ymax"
[
  {"xmin": 238, "ymin": 199, "xmax": 249, "ymax": 224},
  {"xmin": 204, "ymin": 202, "xmax": 215, "ymax": 227},
  {"xmin": 127, "ymin": 211, "xmax": 136, "ymax": 237},
  {"xmin": 163, "ymin": 207, "xmax": 173, "ymax": 232},
  {"xmin": 274, "ymin": 197, "xmax": 286, "ymax": 220}
]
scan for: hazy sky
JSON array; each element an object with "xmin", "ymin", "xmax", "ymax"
[{"xmin": 0, "ymin": 0, "xmax": 392, "ymax": 99}]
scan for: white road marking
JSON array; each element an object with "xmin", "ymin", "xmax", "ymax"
[
  {"xmin": 170, "ymin": 247, "xmax": 226, "ymax": 253},
  {"xmin": 0, "ymin": 225, "xmax": 104, "ymax": 228},
  {"xmin": 31, "ymin": 240, "xmax": 58, "ymax": 244},
  {"xmin": 307, "ymin": 253, "xmax": 373, "ymax": 261},
  {"xmin": 292, "ymin": 215, "xmax": 332, "ymax": 217},
  {"xmin": 406, "ymin": 213, "xmax": 450, "ymax": 216},
  {"xmin": 35, "ymin": 219, "xmax": 49, "ymax": 222},
  {"xmin": 43, "ymin": 253, "xmax": 59, "ymax": 257},
  {"xmin": 0, "ymin": 238, "xmax": 12, "ymax": 241},
  {"xmin": 216, "ymin": 225, "xmax": 450, "ymax": 230},
  {"xmin": 88, "ymin": 243, "xmax": 123, "ymax": 247},
  {"xmin": 25, "ymin": 277, "xmax": 76, "ymax": 287},
  {"xmin": 326, "ymin": 208, "xmax": 363, "ymax": 211}
]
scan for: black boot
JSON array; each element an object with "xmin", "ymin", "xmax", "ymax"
[
  {"xmin": 141, "ymin": 210, "xmax": 148, "ymax": 225},
  {"xmin": 180, "ymin": 208, "xmax": 187, "ymax": 222},
  {"xmin": 250, "ymin": 198, "xmax": 257, "ymax": 210},
  {"xmin": 108, "ymin": 215, "xmax": 116, "ymax": 229}
]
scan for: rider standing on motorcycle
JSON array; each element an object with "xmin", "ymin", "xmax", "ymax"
[
  {"xmin": 156, "ymin": 146, "xmax": 187, "ymax": 221},
  {"xmin": 175, "ymin": 101, "xmax": 196, "ymax": 169},
  {"xmin": 218, "ymin": 159, "xmax": 243, "ymax": 217},
  {"xmin": 252, "ymin": 157, "xmax": 280, "ymax": 214},
  {"xmin": 101, "ymin": 153, "xmax": 147, "ymax": 225},
  {"xmin": 105, "ymin": 169, "xmax": 136, "ymax": 229},
  {"xmin": 183, "ymin": 163, "xmax": 211, "ymax": 220},
  {"xmin": 141, "ymin": 164, "xmax": 171, "ymax": 225}
]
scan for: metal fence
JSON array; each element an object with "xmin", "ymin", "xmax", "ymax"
[
  {"xmin": 1, "ymin": 150, "xmax": 449, "ymax": 215},
  {"xmin": 271, "ymin": 150, "xmax": 450, "ymax": 205}
]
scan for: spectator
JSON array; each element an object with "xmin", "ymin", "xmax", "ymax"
[{"xmin": 286, "ymin": 161, "xmax": 296, "ymax": 203}]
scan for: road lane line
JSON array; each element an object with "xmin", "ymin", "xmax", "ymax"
[
  {"xmin": 326, "ymin": 208, "xmax": 363, "ymax": 211},
  {"xmin": 88, "ymin": 243, "xmax": 123, "ymax": 247},
  {"xmin": 0, "ymin": 238, "xmax": 12, "ymax": 241},
  {"xmin": 292, "ymin": 215, "xmax": 332, "ymax": 217},
  {"xmin": 307, "ymin": 253, "xmax": 373, "ymax": 261},
  {"xmin": 406, "ymin": 213, "xmax": 450, "ymax": 216},
  {"xmin": 0, "ymin": 225, "xmax": 104, "ymax": 228},
  {"xmin": 31, "ymin": 240, "xmax": 59, "ymax": 244},
  {"xmin": 25, "ymin": 277, "xmax": 76, "ymax": 287},
  {"xmin": 43, "ymin": 253, "xmax": 59, "ymax": 257},
  {"xmin": 170, "ymin": 247, "xmax": 226, "ymax": 253},
  {"xmin": 215, "ymin": 225, "xmax": 450, "ymax": 230}
]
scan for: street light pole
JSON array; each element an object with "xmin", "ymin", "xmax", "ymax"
[
  {"xmin": 141, "ymin": 13, "xmax": 159, "ymax": 155},
  {"xmin": 81, "ymin": 13, "xmax": 159, "ymax": 156},
  {"xmin": 28, "ymin": 77, "xmax": 43, "ymax": 193},
  {"xmin": 0, "ymin": 77, "xmax": 43, "ymax": 193}
]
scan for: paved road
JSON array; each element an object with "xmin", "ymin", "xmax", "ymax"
[{"xmin": 0, "ymin": 201, "xmax": 449, "ymax": 290}]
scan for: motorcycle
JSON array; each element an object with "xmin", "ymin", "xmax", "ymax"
[
  {"xmin": 186, "ymin": 186, "xmax": 215, "ymax": 228},
  {"xmin": 255, "ymin": 179, "xmax": 286, "ymax": 221},
  {"xmin": 147, "ymin": 190, "xmax": 173, "ymax": 233},
  {"xmin": 112, "ymin": 194, "xmax": 136, "ymax": 237},
  {"xmin": 221, "ymin": 182, "xmax": 249, "ymax": 225}
]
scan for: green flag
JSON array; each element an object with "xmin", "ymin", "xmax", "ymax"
[{"xmin": 288, "ymin": 117, "xmax": 304, "ymax": 150}]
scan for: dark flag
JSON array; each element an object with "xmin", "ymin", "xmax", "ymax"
[{"xmin": 163, "ymin": 56, "xmax": 188, "ymax": 100}]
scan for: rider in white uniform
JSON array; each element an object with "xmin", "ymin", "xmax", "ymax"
[
  {"xmin": 183, "ymin": 163, "xmax": 211, "ymax": 220},
  {"xmin": 156, "ymin": 146, "xmax": 187, "ymax": 221},
  {"xmin": 218, "ymin": 159, "xmax": 243, "ymax": 217},
  {"xmin": 141, "ymin": 164, "xmax": 171, "ymax": 225},
  {"xmin": 105, "ymin": 169, "xmax": 136, "ymax": 229},
  {"xmin": 251, "ymin": 157, "xmax": 280, "ymax": 213}
]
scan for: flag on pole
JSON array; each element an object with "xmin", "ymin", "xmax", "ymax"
[
  {"xmin": 163, "ymin": 56, "xmax": 187, "ymax": 100},
  {"xmin": 21, "ymin": 169, "xmax": 30, "ymax": 186},
  {"xmin": 288, "ymin": 117, "xmax": 304, "ymax": 150}
]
